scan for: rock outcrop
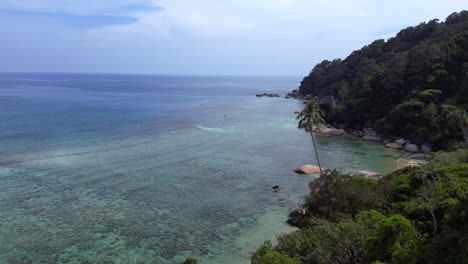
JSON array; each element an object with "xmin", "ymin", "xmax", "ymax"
[
  {"xmin": 362, "ymin": 128, "xmax": 383, "ymax": 142},
  {"xmin": 256, "ymin": 93, "xmax": 281, "ymax": 98},
  {"xmin": 294, "ymin": 165, "xmax": 322, "ymax": 174},
  {"xmin": 404, "ymin": 144, "xmax": 420, "ymax": 153},
  {"xmin": 386, "ymin": 143, "xmax": 403, "ymax": 149},
  {"xmin": 394, "ymin": 138, "xmax": 409, "ymax": 146}
]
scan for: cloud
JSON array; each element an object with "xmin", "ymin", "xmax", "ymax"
[
  {"xmin": 1, "ymin": 0, "xmax": 467, "ymax": 75},
  {"xmin": 0, "ymin": 10, "xmax": 138, "ymax": 29}
]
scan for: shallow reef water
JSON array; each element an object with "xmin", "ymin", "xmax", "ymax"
[{"xmin": 0, "ymin": 74, "xmax": 400, "ymax": 263}]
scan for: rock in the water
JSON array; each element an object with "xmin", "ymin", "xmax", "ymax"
[
  {"xmin": 294, "ymin": 165, "xmax": 321, "ymax": 174},
  {"xmin": 420, "ymin": 144, "xmax": 432, "ymax": 154},
  {"xmin": 394, "ymin": 138, "xmax": 408, "ymax": 145},
  {"xmin": 383, "ymin": 140, "xmax": 390, "ymax": 144},
  {"xmin": 404, "ymin": 144, "xmax": 420, "ymax": 153},
  {"xmin": 287, "ymin": 206, "xmax": 308, "ymax": 227},
  {"xmin": 363, "ymin": 136, "xmax": 383, "ymax": 142},
  {"xmin": 386, "ymin": 143, "xmax": 403, "ymax": 149},
  {"xmin": 318, "ymin": 126, "xmax": 345, "ymax": 136}
]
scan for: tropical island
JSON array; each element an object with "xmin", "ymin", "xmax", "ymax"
[{"xmin": 249, "ymin": 10, "xmax": 468, "ymax": 264}]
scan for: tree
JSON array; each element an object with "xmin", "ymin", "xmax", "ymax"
[
  {"xmin": 297, "ymin": 100, "xmax": 325, "ymax": 174},
  {"xmin": 251, "ymin": 241, "xmax": 299, "ymax": 264}
]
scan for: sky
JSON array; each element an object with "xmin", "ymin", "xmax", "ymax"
[{"xmin": 1, "ymin": 0, "xmax": 467, "ymax": 76}]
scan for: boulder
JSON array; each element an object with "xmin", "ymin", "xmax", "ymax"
[
  {"xmin": 404, "ymin": 144, "xmax": 420, "ymax": 153},
  {"xmin": 383, "ymin": 140, "xmax": 390, "ymax": 144},
  {"xmin": 363, "ymin": 136, "xmax": 383, "ymax": 142},
  {"xmin": 386, "ymin": 143, "xmax": 403, "ymax": 149},
  {"xmin": 420, "ymin": 144, "xmax": 432, "ymax": 154},
  {"xmin": 351, "ymin": 130, "xmax": 364, "ymax": 137},
  {"xmin": 294, "ymin": 165, "xmax": 322, "ymax": 174},
  {"xmin": 323, "ymin": 128, "xmax": 345, "ymax": 136},
  {"xmin": 364, "ymin": 128, "xmax": 378, "ymax": 137},
  {"xmin": 287, "ymin": 206, "xmax": 308, "ymax": 227},
  {"xmin": 272, "ymin": 185, "xmax": 281, "ymax": 192},
  {"xmin": 318, "ymin": 125, "xmax": 345, "ymax": 136},
  {"xmin": 394, "ymin": 138, "xmax": 408, "ymax": 146}
]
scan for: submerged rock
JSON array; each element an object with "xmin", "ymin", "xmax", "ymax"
[
  {"xmin": 272, "ymin": 185, "xmax": 281, "ymax": 192},
  {"xmin": 294, "ymin": 165, "xmax": 322, "ymax": 174}
]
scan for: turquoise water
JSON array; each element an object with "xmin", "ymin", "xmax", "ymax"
[{"xmin": 0, "ymin": 74, "xmax": 400, "ymax": 263}]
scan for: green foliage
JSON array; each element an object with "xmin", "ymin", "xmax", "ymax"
[
  {"xmin": 251, "ymin": 241, "xmax": 299, "ymax": 264},
  {"xmin": 276, "ymin": 219, "xmax": 368, "ymax": 264},
  {"xmin": 253, "ymin": 150, "xmax": 468, "ymax": 264},
  {"xmin": 296, "ymin": 100, "xmax": 324, "ymax": 128},
  {"xmin": 303, "ymin": 170, "xmax": 391, "ymax": 223},
  {"xmin": 299, "ymin": 11, "xmax": 468, "ymax": 149},
  {"xmin": 433, "ymin": 149, "xmax": 468, "ymax": 164},
  {"xmin": 357, "ymin": 210, "xmax": 421, "ymax": 264}
]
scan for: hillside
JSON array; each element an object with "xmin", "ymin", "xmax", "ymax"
[{"xmin": 298, "ymin": 11, "xmax": 468, "ymax": 150}]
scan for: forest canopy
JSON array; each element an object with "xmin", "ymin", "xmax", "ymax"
[{"xmin": 299, "ymin": 11, "xmax": 468, "ymax": 149}]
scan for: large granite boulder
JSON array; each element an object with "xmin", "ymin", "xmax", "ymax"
[
  {"xmin": 319, "ymin": 126, "xmax": 345, "ymax": 136},
  {"xmin": 394, "ymin": 138, "xmax": 409, "ymax": 146},
  {"xmin": 386, "ymin": 143, "xmax": 403, "ymax": 149},
  {"xmin": 294, "ymin": 165, "xmax": 322, "ymax": 174},
  {"xmin": 404, "ymin": 144, "xmax": 420, "ymax": 153}
]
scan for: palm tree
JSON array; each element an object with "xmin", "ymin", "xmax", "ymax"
[{"xmin": 297, "ymin": 100, "xmax": 325, "ymax": 174}]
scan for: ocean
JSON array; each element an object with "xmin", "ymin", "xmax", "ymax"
[{"xmin": 0, "ymin": 73, "xmax": 400, "ymax": 263}]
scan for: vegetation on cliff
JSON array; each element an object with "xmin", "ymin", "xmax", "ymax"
[
  {"xmin": 252, "ymin": 150, "xmax": 468, "ymax": 263},
  {"xmin": 298, "ymin": 11, "xmax": 468, "ymax": 150}
]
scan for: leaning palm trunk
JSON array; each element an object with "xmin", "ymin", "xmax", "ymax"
[
  {"xmin": 297, "ymin": 100, "xmax": 325, "ymax": 175},
  {"xmin": 308, "ymin": 123, "xmax": 323, "ymax": 174}
]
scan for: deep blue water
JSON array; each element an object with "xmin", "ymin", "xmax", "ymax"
[{"xmin": 0, "ymin": 73, "xmax": 400, "ymax": 263}]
